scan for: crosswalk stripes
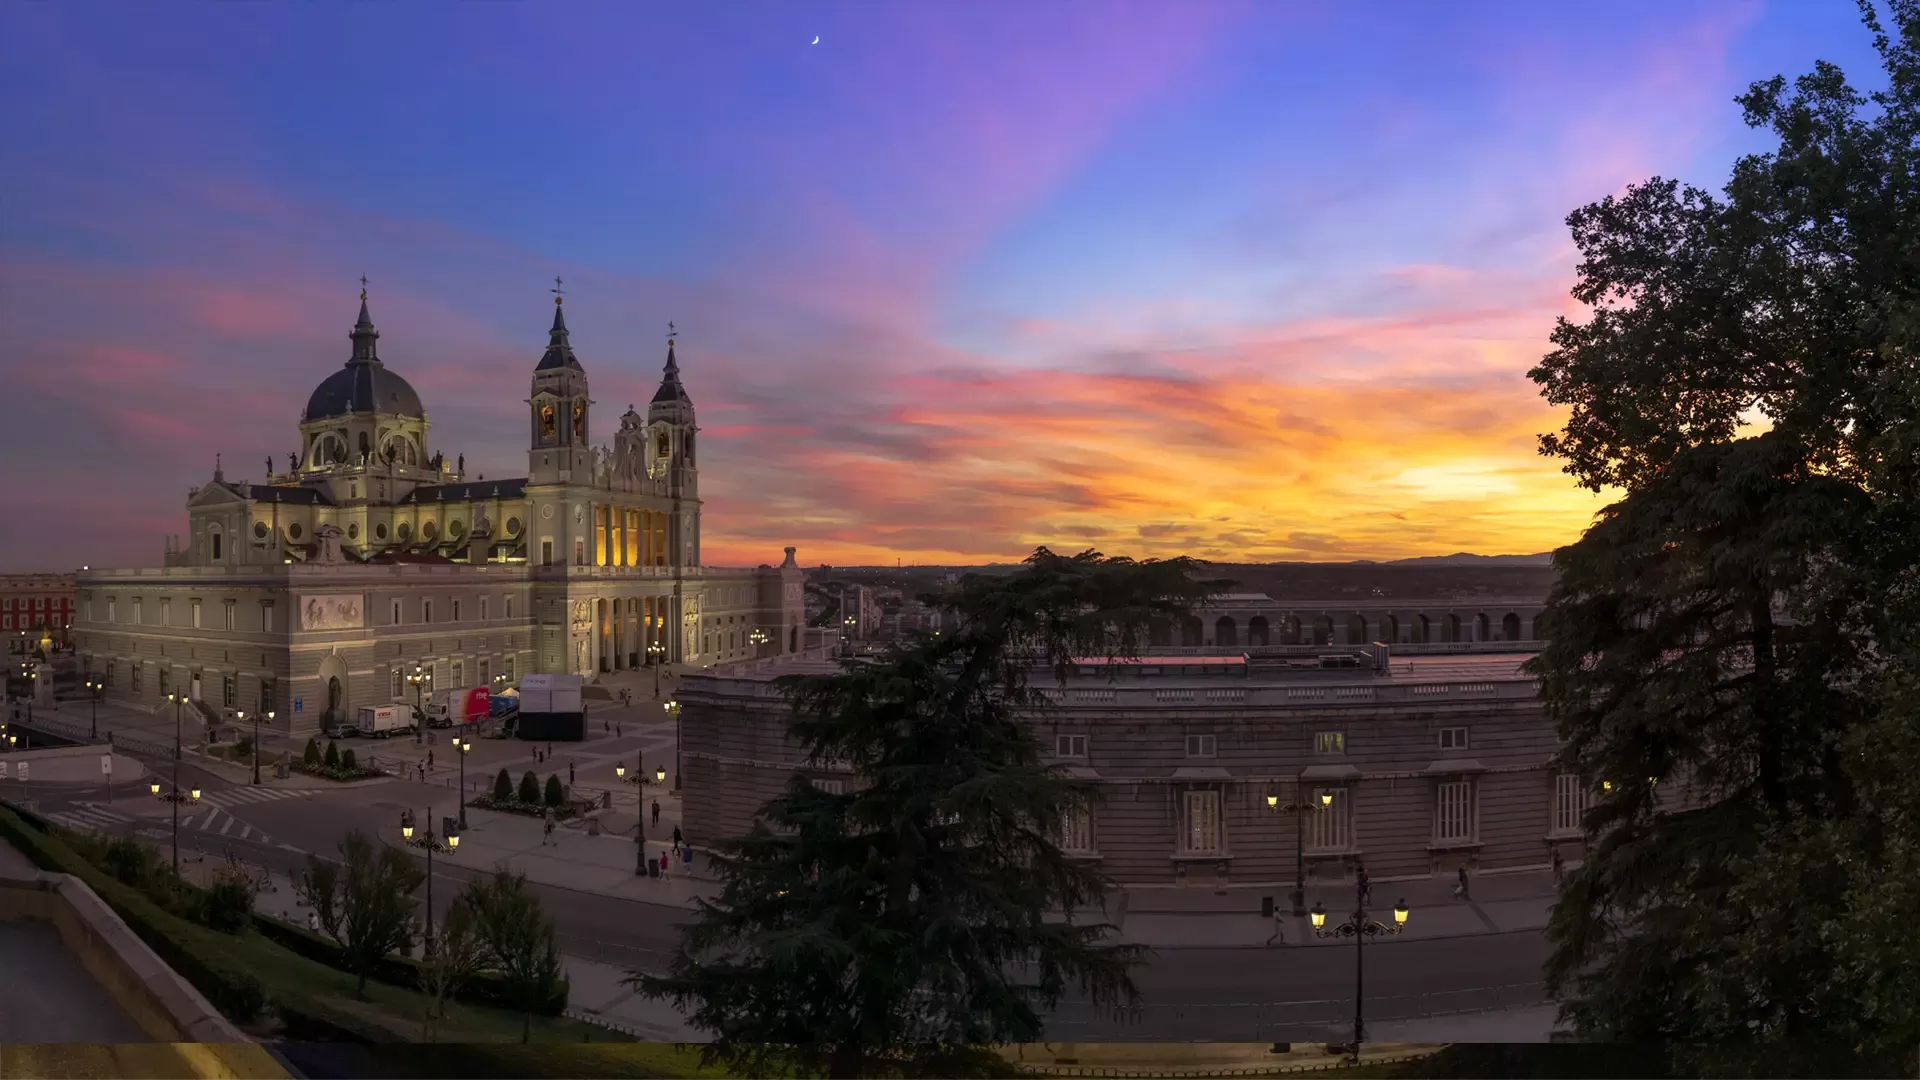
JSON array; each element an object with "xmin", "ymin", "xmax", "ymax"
[
  {"xmin": 195, "ymin": 787, "xmax": 317, "ymax": 809},
  {"xmin": 43, "ymin": 805, "xmax": 136, "ymax": 834},
  {"xmin": 177, "ymin": 806, "xmax": 277, "ymax": 846}
]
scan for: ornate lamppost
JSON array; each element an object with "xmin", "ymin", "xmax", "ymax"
[
  {"xmin": 1266, "ymin": 787, "xmax": 1335, "ymax": 916},
  {"xmin": 401, "ymin": 809, "xmax": 459, "ymax": 957},
  {"xmin": 86, "ymin": 677, "xmax": 103, "ymax": 740},
  {"xmin": 647, "ymin": 641, "xmax": 665, "ymax": 697},
  {"xmin": 1310, "ymin": 883, "xmax": 1410, "ymax": 1063},
  {"xmin": 748, "ymin": 627, "xmax": 768, "ymax": 657},
  {"xmin": 164, "ymin": 691, "xmax": 189, "ymax": 873},
  {"xmin": 664, "ymin": 698, "xmax": 681, "ymax": 792},
  {"xmin": 455, "ymin": 734, "xmax": 471, "ymax": 828}
]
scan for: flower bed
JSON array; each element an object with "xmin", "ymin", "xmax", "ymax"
[
  {"xmin": 291, "ymin": 760, "xmax": 386, "ymax": 782},
  {"xmin": 466, "ymin": 795, "xmax": 595, "ymax": 821}
]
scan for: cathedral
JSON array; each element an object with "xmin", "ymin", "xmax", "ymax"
[{"xmin": 72, "ymin": 287, "xmax": 804, "ymax": 736}]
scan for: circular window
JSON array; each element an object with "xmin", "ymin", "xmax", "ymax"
[
  {"xmin": 422, "ymin": 520, "xmax": 438, "ymax": 540},
  {"xmin": 397, "ymin": 522, "xmax": 412, "ymax": 542},
  {"xmin": 449, "ymin": 520, "xmax": 465, "ymax": 538},
  {"xmin": 541, "ymin": 505, "xmax": 554, "ymax": 520},
  {"xmin": 375, "ymin": 522, "xmax": 388, "ymax": 540},
  {"xmin": 506, "ymin": 517, "xmax": 522, "ymax": 536},
  {"xmin": 288, "ymin": 523, "xmax": 303, "ymax": 541},
  {"xmin": 347, "ymin": 523, "xmax": 360, "ymax": 540},
  {"xmin": 253, "ymin": 522, "xmax": 268, "ymax": 539}
]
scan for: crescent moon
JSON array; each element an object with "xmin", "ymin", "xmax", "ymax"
[{"xmin": 811, "ymin": 35, "xmax": 820, "ymax": 44}]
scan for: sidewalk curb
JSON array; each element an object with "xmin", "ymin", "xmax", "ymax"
[
  {"xmin": 374, "ymin": 828, "xmax": 701, "ymax": 914},
  {"xmin": 1140, "ymin": 924, "xmax": 1547, "ymax": 951}
]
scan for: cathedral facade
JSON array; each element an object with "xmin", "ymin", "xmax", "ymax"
[{"xmin": 71, "ymin": 290, "xmax": 805, "ymax": 736}]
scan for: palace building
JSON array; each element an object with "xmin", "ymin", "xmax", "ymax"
[{"xmin": 71, "ymin": 289, "xmax": 805, "ymax": 735}]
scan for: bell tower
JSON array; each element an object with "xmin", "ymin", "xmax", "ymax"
[
  {"xmin": 648, "ymin": 324, "xmax": 701, "ymax": 565},
  {"xmin": 527, "ymin": 278, "xmax": 592, "ymax": 485}
]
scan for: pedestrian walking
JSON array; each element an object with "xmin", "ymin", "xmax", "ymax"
[
  {"xmin": 569, "ymin": 762, "xmax": 576, "ymax": 785},
  {"xmin": 417, "ymin": 762, "xmax": 425, "ymax": 782},
  {"xmin": 1551, "ymin": 847, "xmax": 1564, "ymax": 885},
  {"xmin": 671, "ymin": 825, "xmax": 683, "ymax": 853},
  {"xmin": 1454, "ymin": 864, "xmax": 1471, "ymax": 901},
  {"xmin": 660, "ymin": 851, "xmax": 671, "ymax": 880},
  {"xmin": 1265, "ymin": 904, "xmax": 1285, "ymax": 947},
  {"xmin": 616, "ymin": 722, "xmax": 622, "ymax": 738},
  {"xmin": 1356, "ymin": 864, "xmax": 1371, "ymax": 906},
  {"xmin": 651, "ymin": 799, "xmax": 660, "ymax": 826},
  {"xmin": 427, "ymin": 750, "xmax": 434, "ymax": 769}
]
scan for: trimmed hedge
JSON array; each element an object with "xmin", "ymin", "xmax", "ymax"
[
  {"xmin": 0, "ymin": 804, "xmax": 268, "ymax": 1022},
  {"xmin": 253, "ymin": 912, "xmax": 569, "ymax": 1016}
]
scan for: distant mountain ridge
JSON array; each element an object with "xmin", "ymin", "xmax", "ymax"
[{"xmin": 1382, "ymin": 552, "xmax": 1554, "ymax": 567}]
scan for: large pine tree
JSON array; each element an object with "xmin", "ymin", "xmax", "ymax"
[{"xmin": 636, "ymin": 548, "xmax": 1223, "ymax": 1078}]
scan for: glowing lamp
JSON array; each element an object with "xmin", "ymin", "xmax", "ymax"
[
  {"xmin": 1393, "ymin": 900, "xmax": 1409, "ymax": 926},
  {"xmin": 1310, "ymin": 903, "xmax": 1327, "ymax": 929},
  {"xmin": 1266, "ymin": 793, "xmax": 1279, "ymax": 809}
]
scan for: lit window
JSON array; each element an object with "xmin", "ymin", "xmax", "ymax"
[
  {"xmin": 1315, "ymin": 731, "xmax": 1346, "ymax": 754},
  {"xmin": 813, "ymin": 778, "xmax": 845, "ymax": 795},
  {"xmin": 1308, "ymin": 789, "xmax": 1351, "ymax": 851}
]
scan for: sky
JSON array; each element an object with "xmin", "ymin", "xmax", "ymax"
[{"xmin": 0, "ymin": 0, "xmax": 1886, "ymax": 572}]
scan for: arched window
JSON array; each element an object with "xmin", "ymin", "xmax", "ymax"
[
  {"xmin": 1502, "ymin": 613, "xmax": 1521, "ymax": 641},
  {"xmin": 1180, "ymin": 617, "xmax": 1203, "ymax": 647},
  {"xmin": 1282, "ymin": 616, "xmax": 1302, "ymax": 645},
  {"xmin": 1475, "ymin": 613, "xmax": 1491, "ymax": 642},
  {"xmin": 1214, "ymin": 617, "xmax": 1237, "ymax": 647},
  {"xmin": 209, "ymin": 527, "xmax": 223, "ymax": 561},
  {"xmin": 1312, "ymin": 616, "xmax": 1334, "ymax": 647},
  {"xmin": 1247, "ymin": 616, "xmax": 1270, "ymax": 647},
  {"xmin": 1414, "ymin": 614, "xmax": 1431, "ymax": 644},
  {"xmin": 1381, "ymin": 614, "xmax": 1399, "ymax": 643},
  {"xmin": 1444, "ymin": 614, "xmax": 1461, "ymax": 643},
  {"xmin": 1347, "ymin": 614, "xmax": 1367, "ymax": 645}
]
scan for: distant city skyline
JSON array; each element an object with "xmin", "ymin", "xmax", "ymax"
[{"xmin": 0, "ymin": 1, "xmax": 1872, "ymax": 573}]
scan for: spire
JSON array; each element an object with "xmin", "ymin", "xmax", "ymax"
[
  {"xmin": 651, "ymin": 323, "xmax": 692, "ymax": 407},
  {"xmin": 349, "ymin": 275, "xmax": 380, "ymax": 364},
  {"xmin": 533, "ymin": 276, "xmax": 583, "ymax": 371}
]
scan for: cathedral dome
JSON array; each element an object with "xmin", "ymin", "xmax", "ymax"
[
  {"xmin": 305, "ymin": 362, "xmax": 425, "ymax": 420},
  {"xmin": 303, "ymin": 291, "xmax": 426, "ymax": 421}
]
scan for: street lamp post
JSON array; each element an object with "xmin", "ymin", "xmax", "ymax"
[
  {"xmin": 749, "ymin": 627, "xmax": 767, "ymax": 657},
  {"xmin": 664, "ymin": 699, "xmax": 681, "ymax": 793},
  {"xmin": 647, "ymin": 642, "xmax": 665, "ymax": 696},
  {"xmin": 455, "ymin": 735, "xmax": 471, "ymax": 828},
  {"xmin": 401, "ymin": 810, "xmax": 459, "ymax": 958},
  {"xmin": 1267, "ymin": 787, "xmax": 1335, "ymax": 917},
  {"xmin": 1310, "ymin": 882, "xmax": 1410, "ymax": 1063},
  {"xmin": 86, "ymin": 678, "xmax": 102, "ymax": 740},
  {"xmin": 166, "ymin": 691, "xmax": 186, "ymax": 874}
]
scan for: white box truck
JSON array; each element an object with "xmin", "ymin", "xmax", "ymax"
[
  {"xmin": 424, "ymin": 686, "xmax": 492, "ymax": 728},
  {"xmin": 354, "ymin": 703, "xmax": 418, "ymax": 738}
]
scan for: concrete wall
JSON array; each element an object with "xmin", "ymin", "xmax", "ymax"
[{"xmin": 0, "ymin": 871, "xmax": 245, "ymax": 1044}]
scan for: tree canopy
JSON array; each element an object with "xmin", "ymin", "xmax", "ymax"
[
  {"xmin": 1527, "ymin": 2, "xmax": 1920, "ymax": 1068},
  {"xmin": 637, "ymin": 547, "xmax": 1225, "ymax": 1079}
]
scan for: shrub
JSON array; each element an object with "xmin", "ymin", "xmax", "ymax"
[
  {"xmin": 493, "ymin": 768, "xmax": 513, "ymax": 802},
  {"xmin": 304, "ymin": 737, "xmax": 322, "ymax": 766},
  {"xmin": 252, "ymin": 915, "xmax": 569, "ymax": 1015},
  {"xmin": 341, "ymin": 747, "xmax": 358, "ymax": 771},
  {"xmin": 102, "ymin": 835, "xmax": 164, "ymax": 891},
  {"xmin": 543, "ymin": 774, "xmax": 565, "ymax": 808},
  {"xmin": 200, "ymin": 857, "xmax": 260, "ymax": 934},
  {"xmin": 325, "ymin": 741, "xmax": 341, "ymax": 769},
  {"xmin": 518, "ymin": 771, "xmax": 541, "ymax": 805}
]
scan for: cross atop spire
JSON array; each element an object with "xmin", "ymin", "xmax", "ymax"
[
  {"xmin": 668, "ymin": 320, "xmax": 676, "ymax": 341},
  {"xmin": 359, "ymin": 274, "xmax": 368, "ymax": 301},
  {"xmin": 533, "ymin": 280, "xmax": 582, "ymax": 372},
  {"xmin": 552, "ymin": 275, "xmax": 565, "ymax": 305},
  {"xmin": 349, "ymin": 278, "xmax": 380, "ymax": 363}
]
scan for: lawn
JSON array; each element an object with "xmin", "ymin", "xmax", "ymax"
[{"xmin": 0, "ymin": 800, "xmax": 718, "ymax": 1077}]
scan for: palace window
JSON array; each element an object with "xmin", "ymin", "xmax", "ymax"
[
  {"xmin": 157, "ymin": 667, "xmax": 169, "ymax": 696},
  {"xmin": 1308, "ymin": 788, "xmax": 1351, "ymax": 851},
  {"xmin": 1181, "ymin": 790, "xmax": 1222, "ymax": 855},
  {"xmin": 479, "ymin": 597, "xmax": 488, "ymax": 621},
  {"xmin": 452, "ymin": 600, "xmax": 461, "ymax": 622},
  {"xmin": 1438, "ymin": 726, "xmax": 1469, "ymax": 751},
  {"xmin": 107, "ymin": 598, "xmax": 116, "ymax": 623},
  {"xmin": 259, "ymin": 679, "xmax": 274, "ymax": 715},
  {"xmin": 261, "ymin": 601, "xmax": 275, "ymax": 632},
  {"xmin": 392, "ymin": 600, "xmax": 402, "ymax": 625},
  {"xmin": 423, "ymin": 600, "xmax": 433, "ymax": 623},
  {"xmin": 223, "ymin": 600, "xmax": 236, "ymax": 630},
  {"xmin": 1315, "ymin": 731, "xmax": 1346, "ymax": 754},
  {"xmin": 505, "ymin": 596, "xmax": 514, "ymax": 619},
  {"xmin": 391, "ymin": 670, "xmax": 403, "ymax": 699},
  {"xmin": 1184, "ymin": 733, "xmax": 1216, "ymax": 758},
  {"xmin": 453, "ymin": 660, "xmax": 465, "ymax": 686},
  {"xmin": 191, "ymin": 600, "xmax": 202, "ymax": 629},
  {"xmin": 1058, "ymin": 806, "xmax": 1094, "ymax": 854},
  {"xmin": 479, "ymin": 658, "xmax": 490, "ymax": 685},
  {"xmin": 1055, "ymin": 733, "xmax": 1087, "ymax": 759},
  {"xmin": 1436, "ymin": 780, "xmax": 1475, "ymax": 844},
  {"xmin": 542, "ymin": 540, "xmax": 553, "ymax": 567},
  {"xmin": 575, "ymin": 538, "xmax": 585, "ymax": 566},
  {"xmin": 159, "ymin": 599, "xmax": 170, "ymax": 625},
  {"xmin": 812, "ymin": 778, "xmax": 845, "ymax": 795},
  {"xmin": 132, "ymin": 664, "xmax": 142, "ymax": 693},
  {"xmin": 222, "ymin": 675, "xmax": 235, "ymax": 708},
  {"xmin": 504, "ymin": 655, "xmax": 515, "ymax": 682},
  {"xmin": 1552, "ymin": 773, "xmax": 1587, "ymax": 836}
]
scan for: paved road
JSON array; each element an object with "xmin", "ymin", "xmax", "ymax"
[{"xmin": 6, "ymin": 698, "xmax": 1555, "ymax": 1040}]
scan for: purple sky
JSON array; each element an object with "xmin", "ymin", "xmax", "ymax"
[{"xmin": 0, "ymin": 1, "xmax": 1881, "ymax": 571}]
